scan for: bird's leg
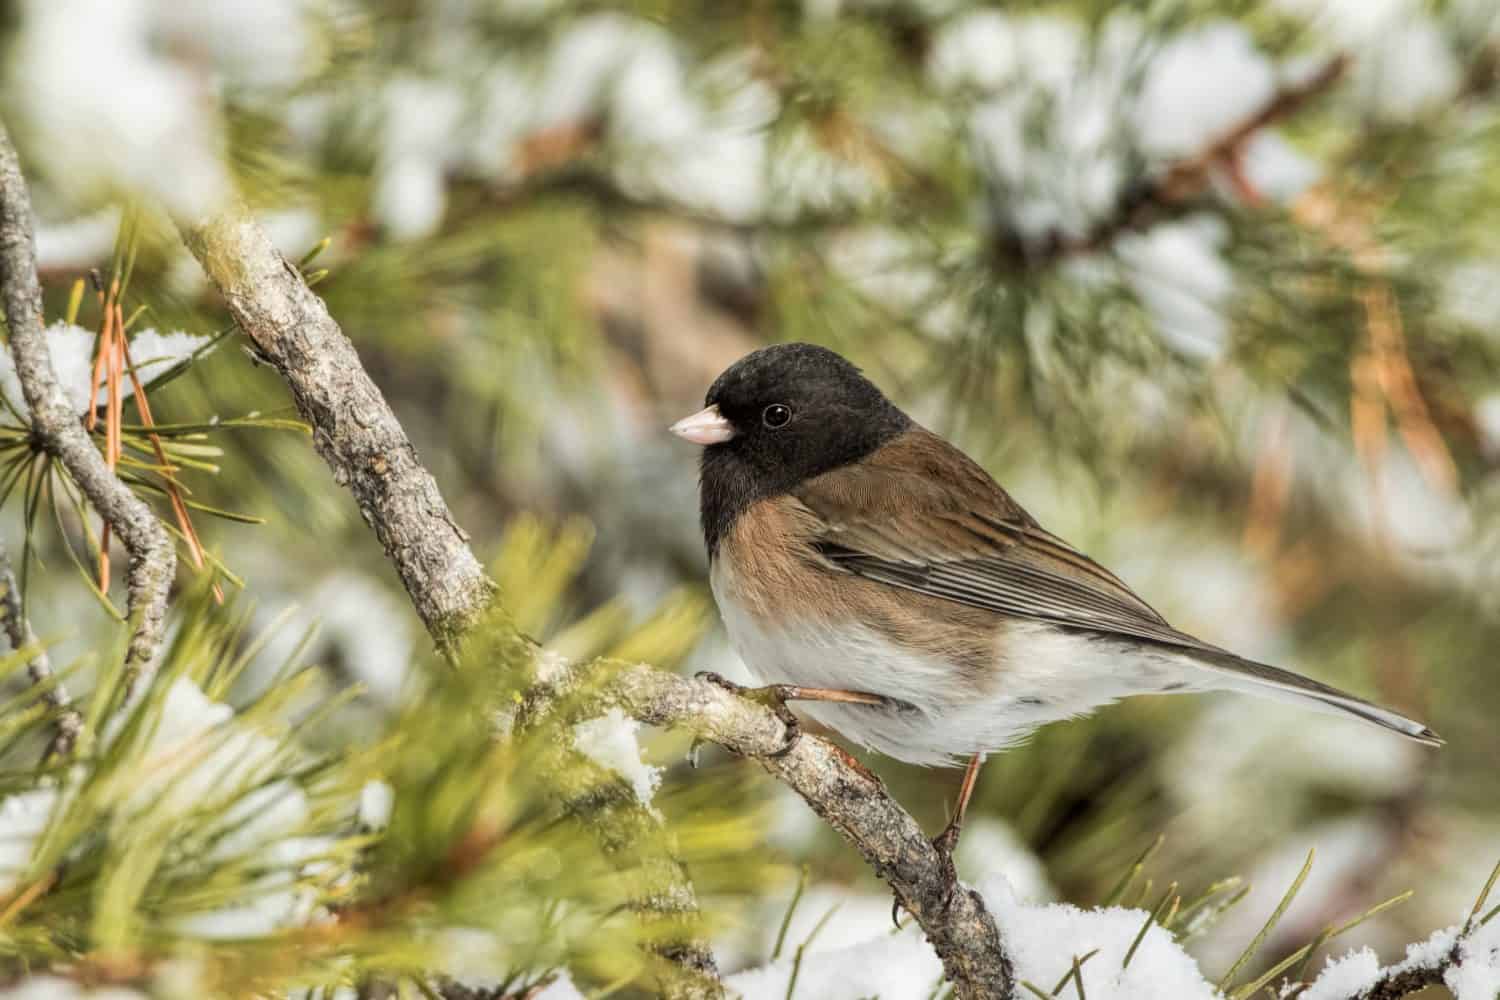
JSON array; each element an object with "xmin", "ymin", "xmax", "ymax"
[
  {"xmin": 694, "ymin": 671, "xmax": 908, "ymax": 757},
  {"xmin": 889, "ymin": 752, "xmax": 987, "ymax": 928},
  {"xmin": 922, "ymin": 752, "xmax": 987, "ymax": 917},
  {"xmin": 933, "ymin": 751, "xmax": 986, "ymax": 859}
]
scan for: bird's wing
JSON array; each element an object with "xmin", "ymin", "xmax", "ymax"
[{"xmin": 792, "ymin": 429, "xmax": 1213, "ymax": 653}]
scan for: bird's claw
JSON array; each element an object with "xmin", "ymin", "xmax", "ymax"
[
  {"xmin": 694, "ymin": 671, "xmax": 802, "ymax": 757},
  {"xmin": 930, "ymin": 822, "xmax": 962, "ymax": 911},
  {"xmin": 889, "ymin": 823, "xmax": 964, "ymax": 928}
]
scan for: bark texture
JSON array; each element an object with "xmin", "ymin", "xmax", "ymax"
[
  {"xmin": 0, "ymin": 121, "xmax": 174, "ymax": 694},
  {"xmin": 181, "ymin": 208, "xmax": 496, "ymax": 649}
]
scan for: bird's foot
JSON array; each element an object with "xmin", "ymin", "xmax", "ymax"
[
  {"xmin": 890, "ymin": 819, "xmax": 966, "ymax": 928},
  {"xmin": 694, "ymin": 672, "xmax": 913, "ymax": 757},
  {"xmin": 694, "ymin": 671, "xmax": 803, "ymax": 757},
  {"xmin": 929, "ymin": 818, "xmax": 963, "ymax": 911}
]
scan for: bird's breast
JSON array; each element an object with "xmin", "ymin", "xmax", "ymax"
[{"xmin": 708, "ymin": 495, "xmax": 1001, "ymax": 708}]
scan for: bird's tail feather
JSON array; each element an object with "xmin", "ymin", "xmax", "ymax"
[{"xmin": 1186, "ymin": 648, "xmax": 1442, "ymax": 746}]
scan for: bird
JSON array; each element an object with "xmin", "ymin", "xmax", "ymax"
[{"xmin": 670, "ymin": 342, "xmax": 1441, "ymax": 859}]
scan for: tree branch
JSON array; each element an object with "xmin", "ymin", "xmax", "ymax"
[
  {"xmin": 178, "ymin": 207, "xmax": 723, "ymax": 999},
  {"xmin": 0, "ymin": 121, "xmax": 175, "ymax": 696},
  {"xmin": 0, "ymin": 530, "xmax": 82, "ymax": 756},
  {"xmin": 1335, "ymin": 934, "xmax": 1460, "ymax": 1000},
  {"xmin": 553, "ymin": 661, "xmax": 1017, "ymax": 1000},
  {"xmin": 180, "ymin": 208, "xmax": 497, "ymax": 650},
  {"xmin": 990, "ymin": 54, "xmax": 1350, "ymax": 269}
]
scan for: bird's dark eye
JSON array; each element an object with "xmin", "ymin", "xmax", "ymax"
[{"xmin": 762, "ymin": 403, "xmax": 792, "ymax": 429}]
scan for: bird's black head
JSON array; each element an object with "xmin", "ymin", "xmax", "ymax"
[{"xmin": 671, "ymin": 343, "xmax": 911, "ymax": 556}]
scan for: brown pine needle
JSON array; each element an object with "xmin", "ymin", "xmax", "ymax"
[
  {"xmin": 0, "ymin": 871, "xmax": 56, "ymax": 928},
  {"xmin": 85, "ymin": 280, "xmax": 114, "ymax": 433},
  {"xmin": 93, "ymin": 290, "xmax": 122, "ymax": 593},
  {"xmin": 119, "ymin": 325, "xmax": 222, "ymax": 604},
  {"xmin": 108, "ymin": 302, "xmax": 123, "ymax": 469},
  {"xmin": 98, "ymin": 521, "xmax": 110, "ymax": 593}
]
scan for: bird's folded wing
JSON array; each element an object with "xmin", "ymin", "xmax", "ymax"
[{"xmin": 794, "ymin": 456, "xmax": 1212, "ymax": 653}]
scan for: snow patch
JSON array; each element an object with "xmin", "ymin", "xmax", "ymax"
[
  {"xmin": 0, "ymin": 789, "xmax": 60, "ymax": 895},
  {"xmin": 572, "ymin": 708, "xmax": 662, "ymax": 807},
  {"xmin": 983, "ymin": 876, "xmax": 1221, "ymax": 999},
  {"xmin": 359, "ymin": 781, "xmax": 395, "ymax": 831},
  {"xmin": 0, "ymin": 323, "xmax": 210, "ymax": 422}
]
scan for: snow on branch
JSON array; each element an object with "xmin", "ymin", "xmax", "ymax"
[
  {"xmin": 991, "ymin": 54, "xmax": 1350, "ymax": 269},
  {"xmin": 0, "ymin": 121, "xmax": 175, "ymax": 697}
]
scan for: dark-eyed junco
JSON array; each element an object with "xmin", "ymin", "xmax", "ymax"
[{"xmin": 671, "ymin": 343, "xmax": 1440, "ymax": 853}]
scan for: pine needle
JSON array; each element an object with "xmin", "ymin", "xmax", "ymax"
[
  {"xmin": 1218, "ymin": 848, "xmax": 1314, "ymax": 992},
  {"xmin": 1103, "ymin": 834, "xmax": 1164, "ymax": 907},
  {"xmin": 1068, "ymin": 953, "xmax": 1089, "ymax": 1000},
  {"xmin": 772, "ymin": 865, "xmax": 810, "ymax": 961},
  {"xmin": 1122, "ymin": 882, "xmax": 1178, "ymax": 970},
  {"xmin": 786, "ymin": 903, "xmax": 840, "ymax": 1000},
  {"xmin": 1230, "ymin": 890, "xmax": 1413, "ymax": 1000},
  {"xmin": 1465, "ymin": 857, "xmax": 1500, "ymax": 934},
  {"xmin": 1051, "ymin": 949, "xmax": 1098, "ymax": 995}
]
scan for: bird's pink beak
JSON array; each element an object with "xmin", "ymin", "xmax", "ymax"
[{"xmin": 670, "ymin": 404, "xmax": 736, "ymax": 445}]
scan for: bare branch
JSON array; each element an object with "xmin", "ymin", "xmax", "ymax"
[
  {"xmin": 0, "ymin": 121, "xmax": 175, "ymax": 695},
  {"xmin": 0, "ymin": 530, "xmax": 82, "ymax": 756},
  {"xmin": 180, "ymin": 207, "xmax": 496, "ymax": 650}
]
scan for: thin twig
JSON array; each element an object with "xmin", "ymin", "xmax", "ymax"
[
  {"xmin": 0, "ymin": 530, "xmax": 81, "ymax": 756},
  {"xmin": 0, "ymin": 121, "xmax": 175, "ymax": 696}
]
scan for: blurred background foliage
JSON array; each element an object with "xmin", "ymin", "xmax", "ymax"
[{"xmin": 2, "ymin": 0, "xmax": 1500, "ymax": 995}]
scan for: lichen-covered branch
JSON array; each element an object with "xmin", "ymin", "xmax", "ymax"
[
  {"xmin": 178, "ymin": 208, "xmax": 721, "ymax": 998},
  {"xmin": 557, "ymin": 661, "xmax": 1018, "ymax": 1000},
  {"xmin": 0, "ymin": 530, "xmax": 82, "ymax": 756},
  {"xmin": 180, "ymin": 207, "xmax": 496, "ymax": 649},
  {"xmin": 0, "ymin": 121, "xmax": 175, "ymax": 694}
]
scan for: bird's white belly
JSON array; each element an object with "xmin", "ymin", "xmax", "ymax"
[{"xmin": 711, "ymin": 561, "xmax": 1207, "ymax": 767}]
